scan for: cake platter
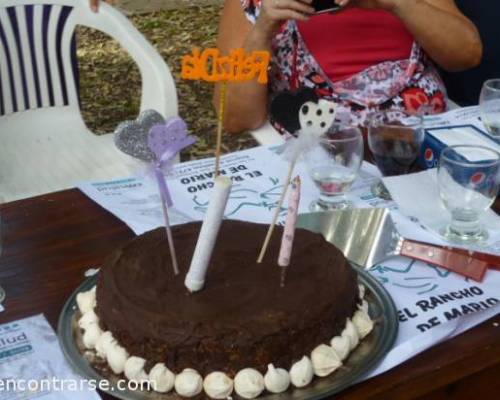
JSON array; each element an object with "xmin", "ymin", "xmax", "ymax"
[{"xmin": 58, "ymin": 267, "xmax": 397, "ymax": 400}]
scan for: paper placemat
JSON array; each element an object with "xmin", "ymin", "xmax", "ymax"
[{"xmin": 0, "ymin": 314, "xmax": 101, "ymax": 400}]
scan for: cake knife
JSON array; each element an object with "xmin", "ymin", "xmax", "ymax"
[{"xmin": 297, "ymin": 208, "xmax": 491, "ymax": 282}]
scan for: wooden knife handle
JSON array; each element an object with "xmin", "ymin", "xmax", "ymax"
[
  {"xmin": 400, "ymin": 239, "xmax": 489, "ymax": 282},
  {"xmin": 448, "ymin": 248, "xmax": 500, "ymax": 271}
]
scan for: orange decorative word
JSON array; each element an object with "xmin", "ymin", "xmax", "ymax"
[{"xmin": 181, "ymin": 48, "xmax": 270, "ymax": 84}]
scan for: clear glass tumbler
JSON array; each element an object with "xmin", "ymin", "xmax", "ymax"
[
  {"xmin": 305, "ymin": 125, "xmax": 364, "ymax": 210},
  {"xmin": 438, "ymin": 145, "xmax": 500, "ymax": 243},
  {"xmin": 479, "ymin": 79, "xmax": 500, "ymax": 136}
]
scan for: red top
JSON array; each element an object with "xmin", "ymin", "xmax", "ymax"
[{"xmin": 297, "ymin": 9, "xmax": 414, "ymax": 82}]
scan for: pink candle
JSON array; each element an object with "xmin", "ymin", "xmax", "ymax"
[{"xmin": 278, "ymin": 176, "xmax": 301, "ymax": 269}]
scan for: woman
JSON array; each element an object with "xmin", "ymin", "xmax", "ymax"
[{"xmin": 215, "ymin": 0, "xmax": 483, "ymax": 133}]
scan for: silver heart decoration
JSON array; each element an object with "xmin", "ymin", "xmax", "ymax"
[{"xmin": 114, "ymin": 109, "xmax": 166, "ymax": 162}]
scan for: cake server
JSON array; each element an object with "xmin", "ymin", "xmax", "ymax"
[{"xmin": 297, "ymin": 208, "xmax": 490, "ymax": 282}]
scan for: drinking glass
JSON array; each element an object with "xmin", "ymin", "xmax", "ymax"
[
  {"xmin": 305, "ymin": 125, "xmax": 363, "ymax": 210},
  {"xmin": 438, "ymin": 145, "xmax": 500, "ymax": 243},
  {"xmin": 368, "ymin": 111, "xmax": 424, "ymax": 199},
  {"xmin": 479, "ymin": 79, "xmax": 500, "ymax": 136}
]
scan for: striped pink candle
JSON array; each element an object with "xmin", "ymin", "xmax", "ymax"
[{"xmin": 278, "ymin": 176, "xmax": 302, "ymax": 274}]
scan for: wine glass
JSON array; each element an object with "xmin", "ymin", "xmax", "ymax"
[
  {"xmin": 438, "ymin": 145, "xmax": 500, "ymax": 243},
  {"xmin": 480, "ymin": 79, "xmax": 500, "ymax": 136},
  {"xmin": 305, "ymin": 125, "xmax": 363, "ymax": 210},
  {"xmin": 368, "ymin": 111, "xmax": 424, "ymax": 199}
]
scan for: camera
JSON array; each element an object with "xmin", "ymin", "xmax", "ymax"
[{"xmin": 312, "ymin": 0, "xmax": 342, "ymax": 14}]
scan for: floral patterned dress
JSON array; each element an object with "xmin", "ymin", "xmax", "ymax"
[{"xmin": 240, "ymin": 0, "xmax": 448, "ymax": 127}]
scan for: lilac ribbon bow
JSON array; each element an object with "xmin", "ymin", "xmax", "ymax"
[{"xmin": 148, "ymin": 117, "xmax": 197, "ymax": 206}]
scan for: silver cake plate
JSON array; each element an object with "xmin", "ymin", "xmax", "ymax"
[{"xmin": 58, "ymin": 269, "xmax": 398, "ymax": 400}]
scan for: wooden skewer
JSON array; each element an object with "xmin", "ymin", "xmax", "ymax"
[
  {"xmin": 160, "ymin": 195, "xmax": 179, "ymax": 275},
  {"xmin": 214, "ymin": 81, "xmax": 228, "ymax": 177},
  {"xmin": 257, "ymin": 160, "xmax": 296, "ymax": 263}
]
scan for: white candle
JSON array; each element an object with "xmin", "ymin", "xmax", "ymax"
[{"xmin": 185, "ymin": 176, "xmax": 232, "ymax": 292}]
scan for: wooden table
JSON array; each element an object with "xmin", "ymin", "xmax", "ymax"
[{"xmin": 0, "ymin": 189, "xmax": 499, "ymax": 399}]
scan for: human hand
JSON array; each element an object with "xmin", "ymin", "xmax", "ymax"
[
  {"xmin": 255, "ymin": 0, "xmax": 315, "ymax": 36},
  {"xmin": 334, "ymin": 0, "xmax": 402, "ymax": 11},
  {"xmin": 89, "ymin": 0, "xmax": 116, "ymax": 13}
]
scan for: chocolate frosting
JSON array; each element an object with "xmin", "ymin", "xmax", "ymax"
[{"xmin": 96, "ymin": 220, "xmax": 358, "ymax": 375}]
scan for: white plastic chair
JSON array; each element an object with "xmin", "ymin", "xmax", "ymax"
[
  {"xmin": 0, "ymin": 0, "xmax": 178, "ymax": 202},
  {"xmin": 250, "ymin": 121, "xmax": 284, "ymax": 146}
]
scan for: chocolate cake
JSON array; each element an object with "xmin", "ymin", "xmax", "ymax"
[{"xmin": 95, "ymin": 220, "xmax": 359, "ymax": 376}]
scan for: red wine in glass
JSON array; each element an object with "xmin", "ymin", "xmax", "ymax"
[
  {"xmin": 368, "ymin": 113, "xmax": 424, "ymax": 199},
  {"xmin": 371, "ymin": 139, "xmax": 420, "ymax": 176}
]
